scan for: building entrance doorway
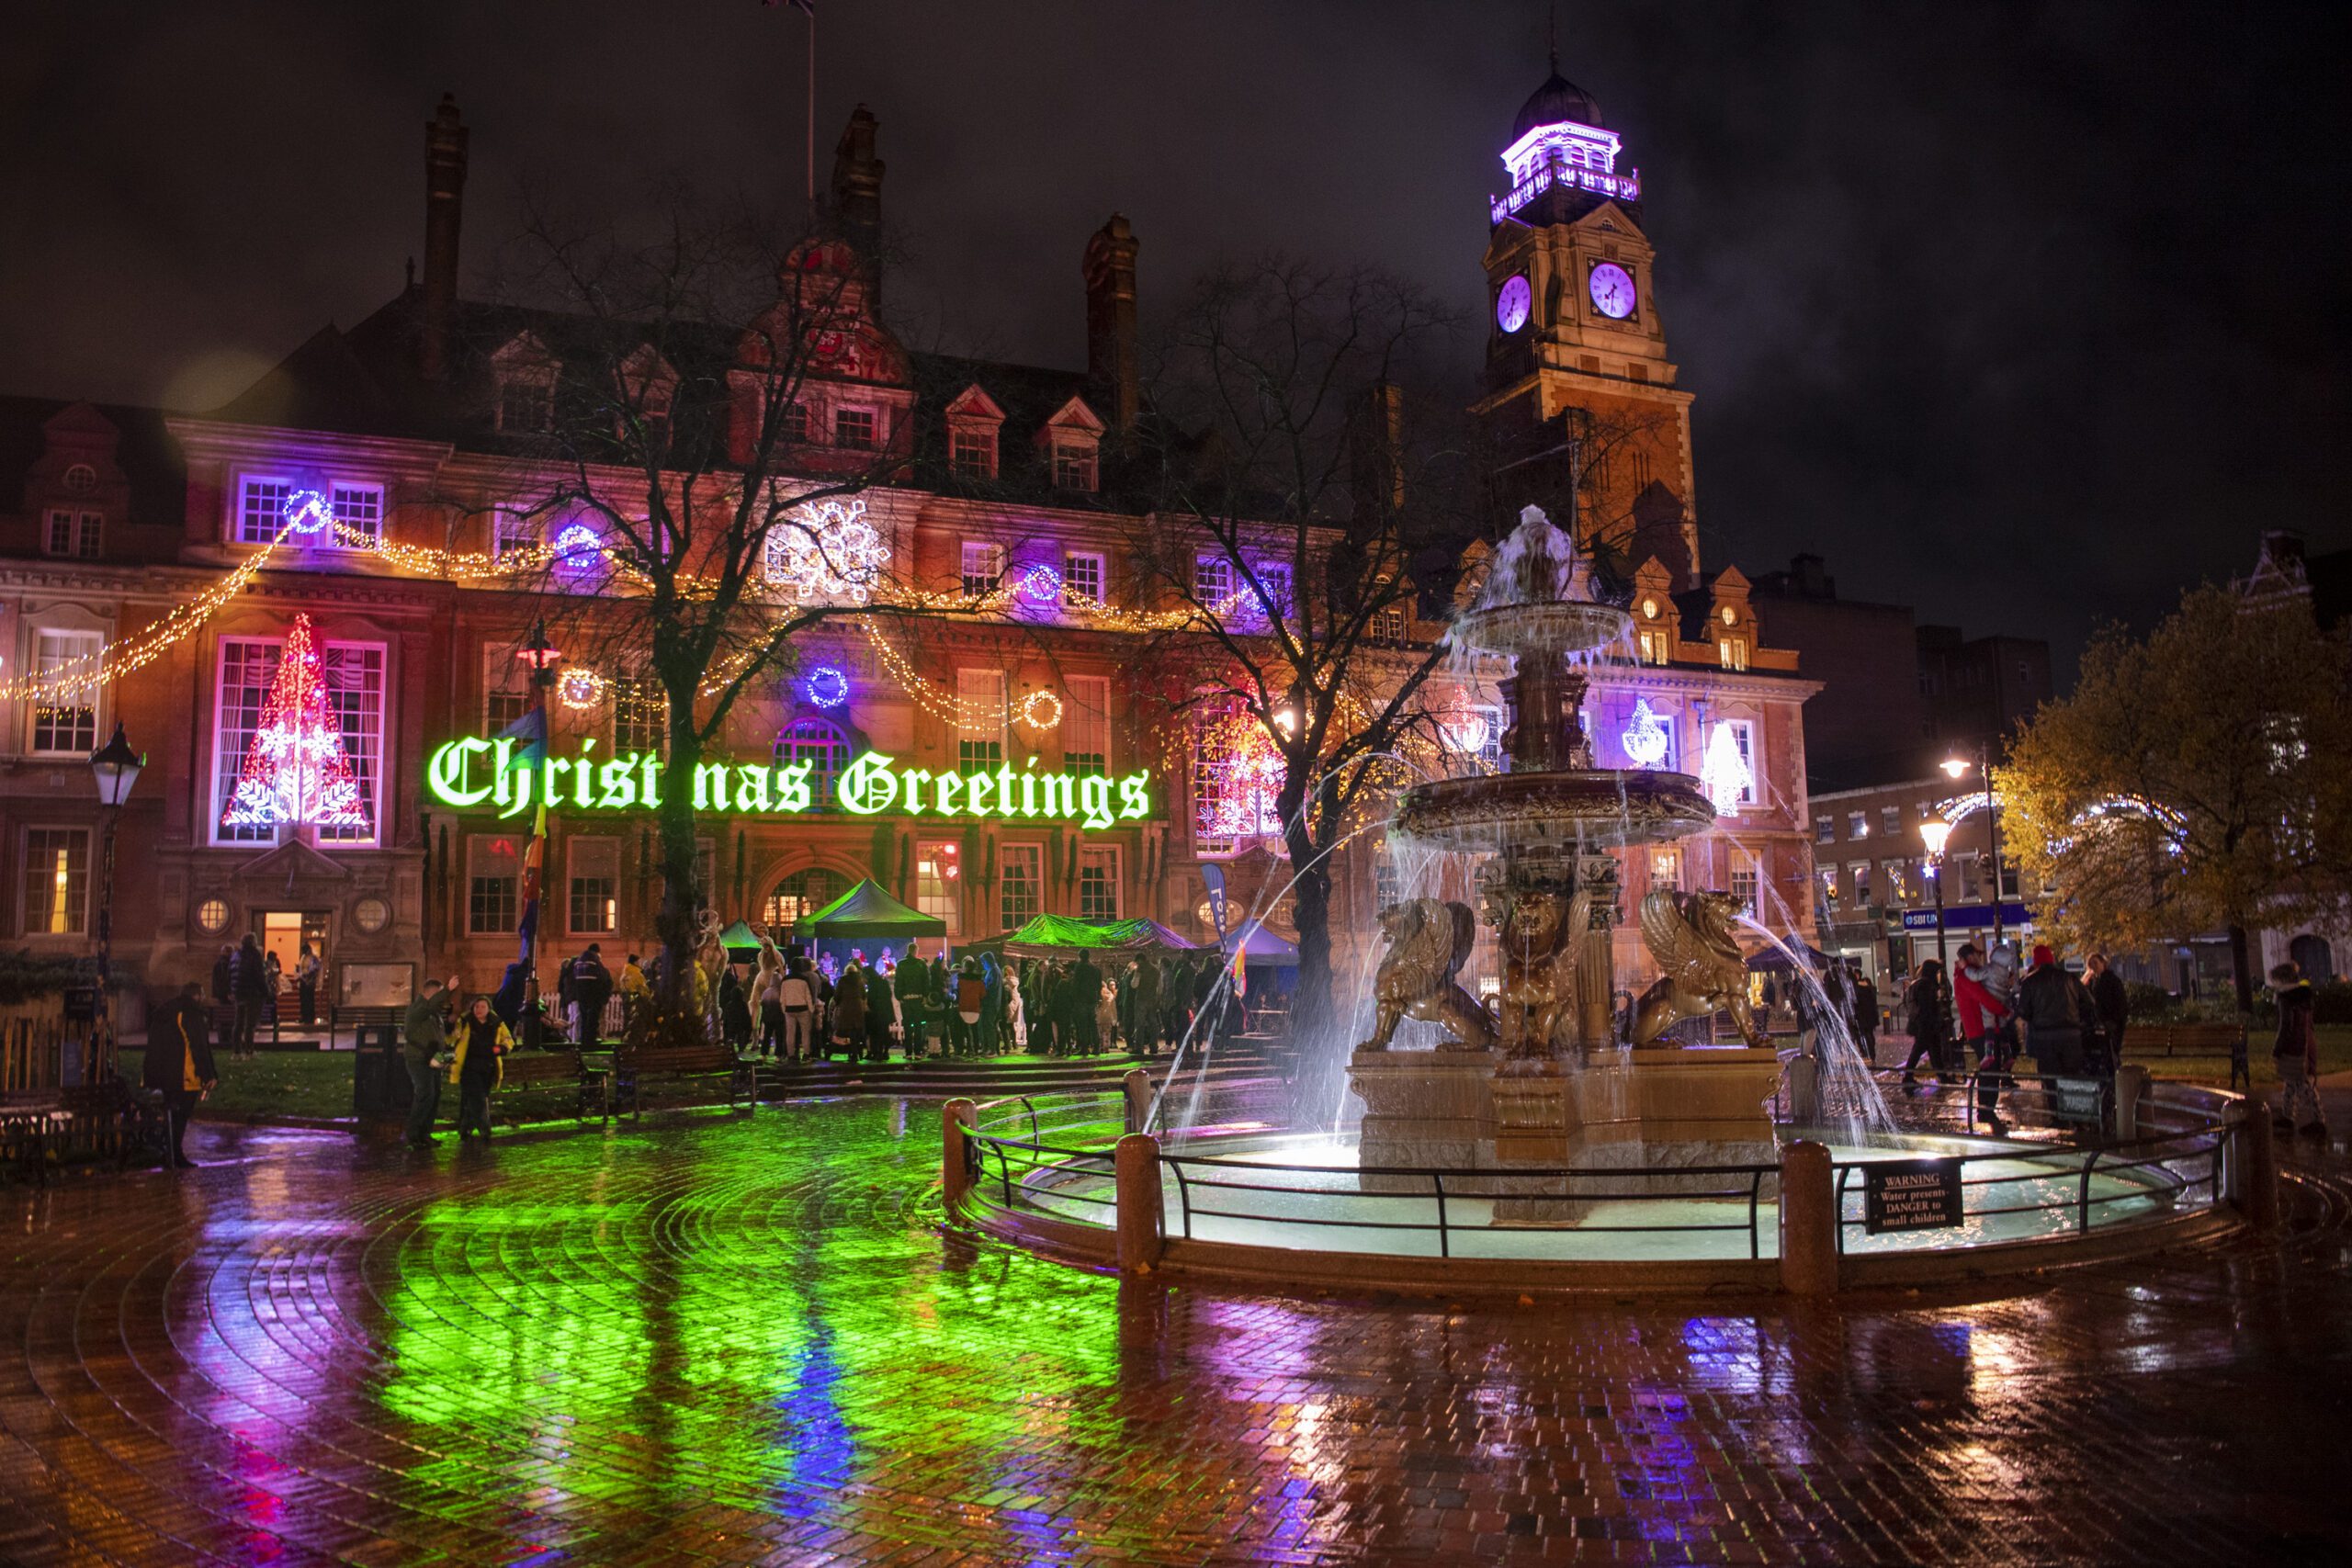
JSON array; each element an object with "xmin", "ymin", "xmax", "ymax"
[{"xmin": 254, "ymin": 910, "xmax": 330, "ymax": 1005}]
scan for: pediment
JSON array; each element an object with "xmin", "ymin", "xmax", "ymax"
[
  {"xmin": 944, "ymin": 384, "xmax": 1006, "ymax": 423},
  {"xmin": 233, "ymin": 837, "xmax": 356, "ymax": 888},
  {"xmin": 1039, "ymin": 394, "xmax": 1106, "ymax": 436},
  {"xmin": 1572, "ymin": 201, "xmax": 1650, "ymax": 243}
]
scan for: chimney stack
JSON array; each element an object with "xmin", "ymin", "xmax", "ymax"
[
  {"xmin": 830, "ymin": 106, "xmax": 885, "ymax": 296},
  {"xmin": 420, "ymin": 93, "xmax": 469, "ymax": 382},
  {"xmin": 1084, "ymin": 215, "xmax": 1139, "ymax": 432},
  {"xmin": 1347, "ymin": 380, "xmax": 1405, "ymax": 533}
]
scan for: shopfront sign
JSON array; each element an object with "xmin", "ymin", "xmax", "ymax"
[
  {"xmin": 1899, "ymin": 902, "xmax": 2030, "ymax": 933},
  {"xmin": 424, "ymin": 735, "xmax": 1151, "ymax": 829}
]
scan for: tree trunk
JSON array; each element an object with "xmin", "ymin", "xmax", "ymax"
[
  {"xmin": 1283, "ymin": 825, "xmax": 1335, "ymax": 1053},
  {"xmin": 653, "ymin": 677, "xmax": 704, "ymax": 1015},
  {"xmin": 2227, "ymin": 921, "xmax": 2256, "ymax": 1018}
]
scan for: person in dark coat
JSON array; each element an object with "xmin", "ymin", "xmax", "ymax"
[
  {"xmin": 2015, "ymin": 944, "xmax": 2095, "ymax": 1079},
  {"xmin": 1070, "ymin": 953, "xmax": 1104, "ymax": 1055},
  {"xmin": 210, "ymin": 946, "xmax": 233, "ymax": 1005},
  {"xmin": 1900, "ymin": 961, "xmax": 1950, "ymax": 1090},
  {"xmin": 401, "ymin": 978, "xmax": 449, "ymax": 1146},
  {"xmin": 229, "ymin": 934, "xmax": 269, "ymax": 1060},
  {"xmin": 447, "ymin": 997, "xmax": 512, "ymax": 1140},
  {"xmin": 832, "ymin": 961, "xmax": 867, "ymax": 1055},
  {"xmin": 1124, "ymin": 959, "xmax": 1152, "ymax": 1053},
  {"xmin": 145, "ymin": 981, "xmax": 218, "ymax": 1168},
  {"xmin": 2271, "ymin": 962, "xmax": 2325, "ymax": 1135},
  {"xmin": 718, "ymin": 964, "xmax": 753, "ymax": 1050},
  {"xmin": 898, "ymin": 954, "xmax": 929, "ymax": 1059},
  {"xmin": 865, "ymin": 961, "xmax": 898, "ymax": 1061},
  {"xmin": 567, "ymin": 944, "xmax": 614, "ymax": 1044},
  {"xmin": 2085, "ymin": 953, "xmax": 2130, "ymax": 1072}
]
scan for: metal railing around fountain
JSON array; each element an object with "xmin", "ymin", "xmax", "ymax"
[
  {"xmin": 1826, "ymin": 1079, "xmax": 2235, "ymax": 1253},
  {"xmin": 958, "ymin": 1078, "xmax": 2248, "ymax": 1265}
]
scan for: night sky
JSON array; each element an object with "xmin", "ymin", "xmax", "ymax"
[{"xmin": 5, "ymin": 1, "xmax": 2346, "ymax": 675}]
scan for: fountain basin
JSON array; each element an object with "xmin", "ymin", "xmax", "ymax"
[
  {"xmin": 1393, "ymin": 768, "xmax": 1717, "ymax": 852},
  {"xmin": 1451, "ymin": 600, "xmax": 1633, "ymax": 658}
]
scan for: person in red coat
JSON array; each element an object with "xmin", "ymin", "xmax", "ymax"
[
  {"xmin": 144, "ymin": 981, "xmax": 218, "ymax": 1168},
  {"xmin": 1953, "ymin": 942, "xmax": 2014, "ymax": 1132}
]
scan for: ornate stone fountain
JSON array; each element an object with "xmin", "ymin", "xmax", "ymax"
[{"xmin": 1347, "ymin": 506, "xmax": 1780, "ymax": 1211}]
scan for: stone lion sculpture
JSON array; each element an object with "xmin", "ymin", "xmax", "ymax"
[
  {"xmin": 1355, "ymin": 898, "xmax": 1497, "ymax": 1053},
  {"xmin": 1632, "ymin": 888, "xmax": 1764, "ymax": 1047}
]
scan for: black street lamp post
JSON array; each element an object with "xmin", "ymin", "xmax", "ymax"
[
  {"xmin": 1919, "ymin": 818, "xmax": 1952, "ymax": 977},
  {"xmin": 88, "ymin": 722, "xmax": 145, "ymax": 1082},
  {"xmin": 1942, "ymin": 739, "xmax": 2006, "ymax": 944},
  {"xmin": 516, "ymin": 620, "xmax": 562, "ymax": 1051}
]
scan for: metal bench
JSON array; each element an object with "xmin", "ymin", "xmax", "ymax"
[{"xmin": 609, "ymin": 1044, "xmax": 756, "ymax": 1120}]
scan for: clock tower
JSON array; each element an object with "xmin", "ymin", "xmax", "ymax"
[{"xmin": 1476, "ymin": 62, "xmax": 1700, "ymax": 588}]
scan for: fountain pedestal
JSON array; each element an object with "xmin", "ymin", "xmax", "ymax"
[{"xmin": 1348, "ymin": 1047, "xmax": 1498, "ymax": 1188}]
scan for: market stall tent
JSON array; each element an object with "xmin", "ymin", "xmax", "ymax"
[
  {"xmin": 1000, "ymin": 914, "xmax": 1200, "ymax": 961},
  {"xmin": 790, "ymin": 879, "xmax": 946, "ymax": 941}
]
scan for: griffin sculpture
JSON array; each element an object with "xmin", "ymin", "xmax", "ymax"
[
  {"xmin": 1354, "ymin": 898, "xmax": 1498, "ymax": 1052},
  {"xmin": 1632, "ymin": 888, "xmax": 1764, "ymax": 1047}
]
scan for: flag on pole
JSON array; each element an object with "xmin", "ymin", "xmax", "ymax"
[{"xmin": 498, "ymin": 705, "xmax": 550, "ymax": 962}]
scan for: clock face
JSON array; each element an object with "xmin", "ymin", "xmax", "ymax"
[
  {"xmin": 1589, "ymin": 262, "xmax": 1637, "ymax": 320},
  {"xmin": 1495, "ymin": 274, "xmax": 1532, "ymax": 333}
]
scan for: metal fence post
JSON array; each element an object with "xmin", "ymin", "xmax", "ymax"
[
  {"xmin": 942, "ymin": 1099, "xmax": 978, "ymax": 1217},
  {"xmin": 1779, "ymin": 1139, "xmax": 1838, "ymax": 1296},
  {"xmin": 1114, "ymin": 1133, "xmax": 1165, "ymax": 1272}
]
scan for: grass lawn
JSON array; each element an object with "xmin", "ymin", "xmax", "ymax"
[{"xmin": 116, "ymin": 1047, "xmax": 357, "ymax": 1121}]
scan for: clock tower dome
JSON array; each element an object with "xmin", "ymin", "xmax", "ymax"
[{"xmin": 1476, "ymin": 59, "xmax": 1700, "ymax": 588}]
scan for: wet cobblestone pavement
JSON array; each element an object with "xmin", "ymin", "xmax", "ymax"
[{"xmin": 3, "ymin": 1103, "xmax": 2348, "ymax": 1566}]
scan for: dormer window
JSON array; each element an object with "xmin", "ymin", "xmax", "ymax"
[
  {"xmin": 616, "ymin": 344, "xmax": 677, "ymax": 449},
  {"xmin": 1036, "ymin": 394, "xmax": 1106, "ymax": 495},
  {"xmin": 45, "ymin": 509, "xmax": 101, "ymax": 560},
  {"xmin": 1637, "ymin": 625, "xmax": 1671, "ymax": 664},
  {"xmin": 944, "ymin": 384, "xmax": 1005, "ymax": 480},
  {"xmin": 492, "ymin": 332, "xmax": 559, "ymax": 434}
]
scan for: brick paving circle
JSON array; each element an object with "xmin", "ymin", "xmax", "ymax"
[{"xmin": 2, "ymin": 1103, "xmax": 2347, "ymax": 1565}]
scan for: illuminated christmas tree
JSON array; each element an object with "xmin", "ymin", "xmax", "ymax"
[{"xmin": 219, "ymin": 615, "xmax": 372, "ymax": 832}]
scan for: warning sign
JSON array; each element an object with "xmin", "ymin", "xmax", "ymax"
[{"xmin": 1862, "ymin": 1158, "xmax": 1964, "ymax": 1235}]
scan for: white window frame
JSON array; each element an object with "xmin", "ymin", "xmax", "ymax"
[
  {"xmin": 960, "ymin": 540, "xmax": 1004, "ymax": 596},
  {"xmin": 1064, "ymin": 674, "xmax": 1112, "ymax": 775},
  {"xmin": 210, "ymin": 634, "xmax": 388, "ymax": 849},
  {"xmin": 1849, "ymin": 861, "xmax": 1872, "ymax": 904},
  {"xmin": 495, "ymin": 370, "xmax": 556, "ymax": 434},
  {"xmin": 1249, "ymin": 560, "xmax": 1295, "ymax": 626},
  {"xmin": 833, "ymin": 405, "xmax": 879, "ymax": 451},
  {"xmin": 1815, "ymin": 815, "xmax": 1834, "ymax": 844},
  {"xmin": 28, "ymin": 628, "xmax": 104, "ymax": 756},
  {"xmin": 567, "ymin": 836, "xmax": 620, "ymax": 936},
  {"xmin": 17, "ymin": 826, "xmax": 90, "ymax": 939},
  {"xmin": 235, "ymin": 474, "xmax": 295, "ymax": 545},
  {"xmin": 1000, "ymin": 842, "xmax": 1044, "ymax": 933},
  {"xmin": 1848, "ymin": 812, "xmax": 1869, "ymax": 840},
  {"xmin": 1726, "ymin": 717, "xmax": 1758, "ymax": 807},
  {"xmin": 1730, "ymin": 868, "xmax": 1758, "ymax": 919},
  {"xmin": 956, "ymin": 669, "xmax": 1008, "ymax": 774},
  {"xmin": 1193, "ymin": 554, "xmax": 1237, "ymax": 611},
  {"xmin": 467, "ymin": 834, "xmax": 523, "ymax": 936},
  {"xmin": 1062, "ymin": 550, "xmax": 1106, "ymax": 605},
  {"xmin": 232, "ymin": 472, "xmax": 381, "ymax": 550},
  {"xmin": 1077, "ymin": 845, "xmax": 1122, "ymax": 922},
  {"xmin": 915, "ymin": 840, "xmax": 962, "ymax": 937},
  {"xmin": 328, "ymin": 482, "xmax": 384, "ymax": 547},
  {"xmin": 482, "ymin": 645, "xmax": 531, "ymax": 735},
  {"xmin": 1051, "ymin": 439, "xmax": 1098, "ymax": 492},
  {"xmin": 44, "ymin": 509, "xmax": 102, "ymax": 559},
  {"xmin": 949, "ymin": 425, "xmax": 997, "ymax": 479},
  {"xmin": 775, "ymin": 717, "xmax": 854, "ymax": 806}
]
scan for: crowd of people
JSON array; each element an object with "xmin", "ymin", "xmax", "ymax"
[
  {"xmin": 1891, "ymin": 940, "xmax": 2143, "ymax": 1133},
  {"xmin": 205, "ymin": 934, "xmax": 326, "ymax": 1058}
]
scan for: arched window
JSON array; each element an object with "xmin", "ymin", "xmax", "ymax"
[
  {"xmin": 774, "ymin": 717, "xmax": 853, "ymax": 805},
  {"xmin": 764, "ymin": 867, "xmax": 843, "ymax": 929}
]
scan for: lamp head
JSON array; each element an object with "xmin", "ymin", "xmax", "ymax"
[
  {"xmin": 88, "ymin": 722, "xmax": 144, "ymax": 808},
  {"xmin": 1918, "ymin": 819, "xmax": 1952, "ymax": 859},
  {"xmin": 1939, "ymin": 756, "xmax": 1970, "ymax": 779}
]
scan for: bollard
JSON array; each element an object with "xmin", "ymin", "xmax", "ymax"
[
  {"xmin": 1785, "ymin": 1054, "xmax": 1822, "ymax": 1127},
  {"xmin": 941, "ymin": 1099, "xmax": 978, "ymax": 1217},
  {"xmin": 2238, "ymin": 1105, "xmax": 2281, "ymax": 1231},
  {"xmin": 1114, "ymin": 1132, "xmax": 1165, "ymax": 1273},
  {"xmin": 1122, "ymin": 1067, "xmax": 1154, "ymax": 1135},
  {"xmin": 2111, "ymin": 1064, "xmax": 2149, "ymax": 1142},
  {"xmin": 1778, "ymin": 1138, "xmax": 1838, "ymax": 1296}
]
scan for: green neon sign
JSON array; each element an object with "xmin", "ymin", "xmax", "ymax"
[{"xmin": 424, "ymin": 735, "xmax": 1152, "ymax": 829}]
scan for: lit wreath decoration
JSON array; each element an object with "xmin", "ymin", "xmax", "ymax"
[
  {"xmin": 1018, "ymin": 687, "xmax": 1065, "ymax": 730},
  {"xmin": 804, "ymin": 664, "xmax": 851, "ymax": 710},
  {"xmin": 557, "ymin": 668, "xmax": 606, "ymax": 710}
]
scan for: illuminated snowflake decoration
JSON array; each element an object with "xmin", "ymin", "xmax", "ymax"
[
  {"xmin": 1018, "ymin": 687, "xmax": 1064, "ymax": 730},
  {"xmin": 557, "ymin": 667, "xmax": 606, "ymax": 710},
  {"xmin": 803, "ymin": 664, "xmax": 851, "ymax": 710},
  {"xmin": 1019, "ymin": 563, "xmax": 1064, "ymax": 606},
  {"xmin": 280, "ymin": 490, "xmax": 335, "ymax": 537},
  {"xmin": 1620, "ymin": 697, "xmax": 1670, "ymax": 769},
  {"xmin": 552, "ymin": 523, "xmax": 603, "ymax": 568},
  {"xmin": 1198, "ymin": 710, "xmax": 1286, "ymax": 840},
  {"xmin": 765, "ymin": 497, "xmax": 890, "ymax": 604},
  {"xmin": 1700, "ymin": 720, "xmax": 1753, "ymax": 816}
]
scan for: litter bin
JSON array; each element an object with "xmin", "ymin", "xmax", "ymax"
[{"xmin": 352, "ymin": 1026, "xmax": 411, "ymax": 1117}]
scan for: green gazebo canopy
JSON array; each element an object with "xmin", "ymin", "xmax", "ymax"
[
  {"xmin": 717, "ymin": 919, "xmax": 763, "ymax": 953},
  {"xmin": 790, "ymin": 878, "xmax": 947, "ymax": 940},
  {"xmin": 1001, "ymin": 913, "xmax": 1200, "ymax": 961}
]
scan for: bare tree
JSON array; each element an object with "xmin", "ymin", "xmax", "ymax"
[
  {"xmin": 464, "ymin": 197, "xmax": 928, "ymax": 1024},
  {"xmin": 1130, "ymin": 258, "xmax": 1468, "ymax": 1044}
]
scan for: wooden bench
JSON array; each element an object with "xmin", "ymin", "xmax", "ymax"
[
  {"xmin": 610, "ymin": 1045, "xmax": 757, "ymax": 1120},
  {"xmin": 2123, "ymin": 1021, "xmax": 2250, "ymax": 1087},
  {"xmin": 493, "ymin": 1048, "xmax": 608, "ymax": 1125}
]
